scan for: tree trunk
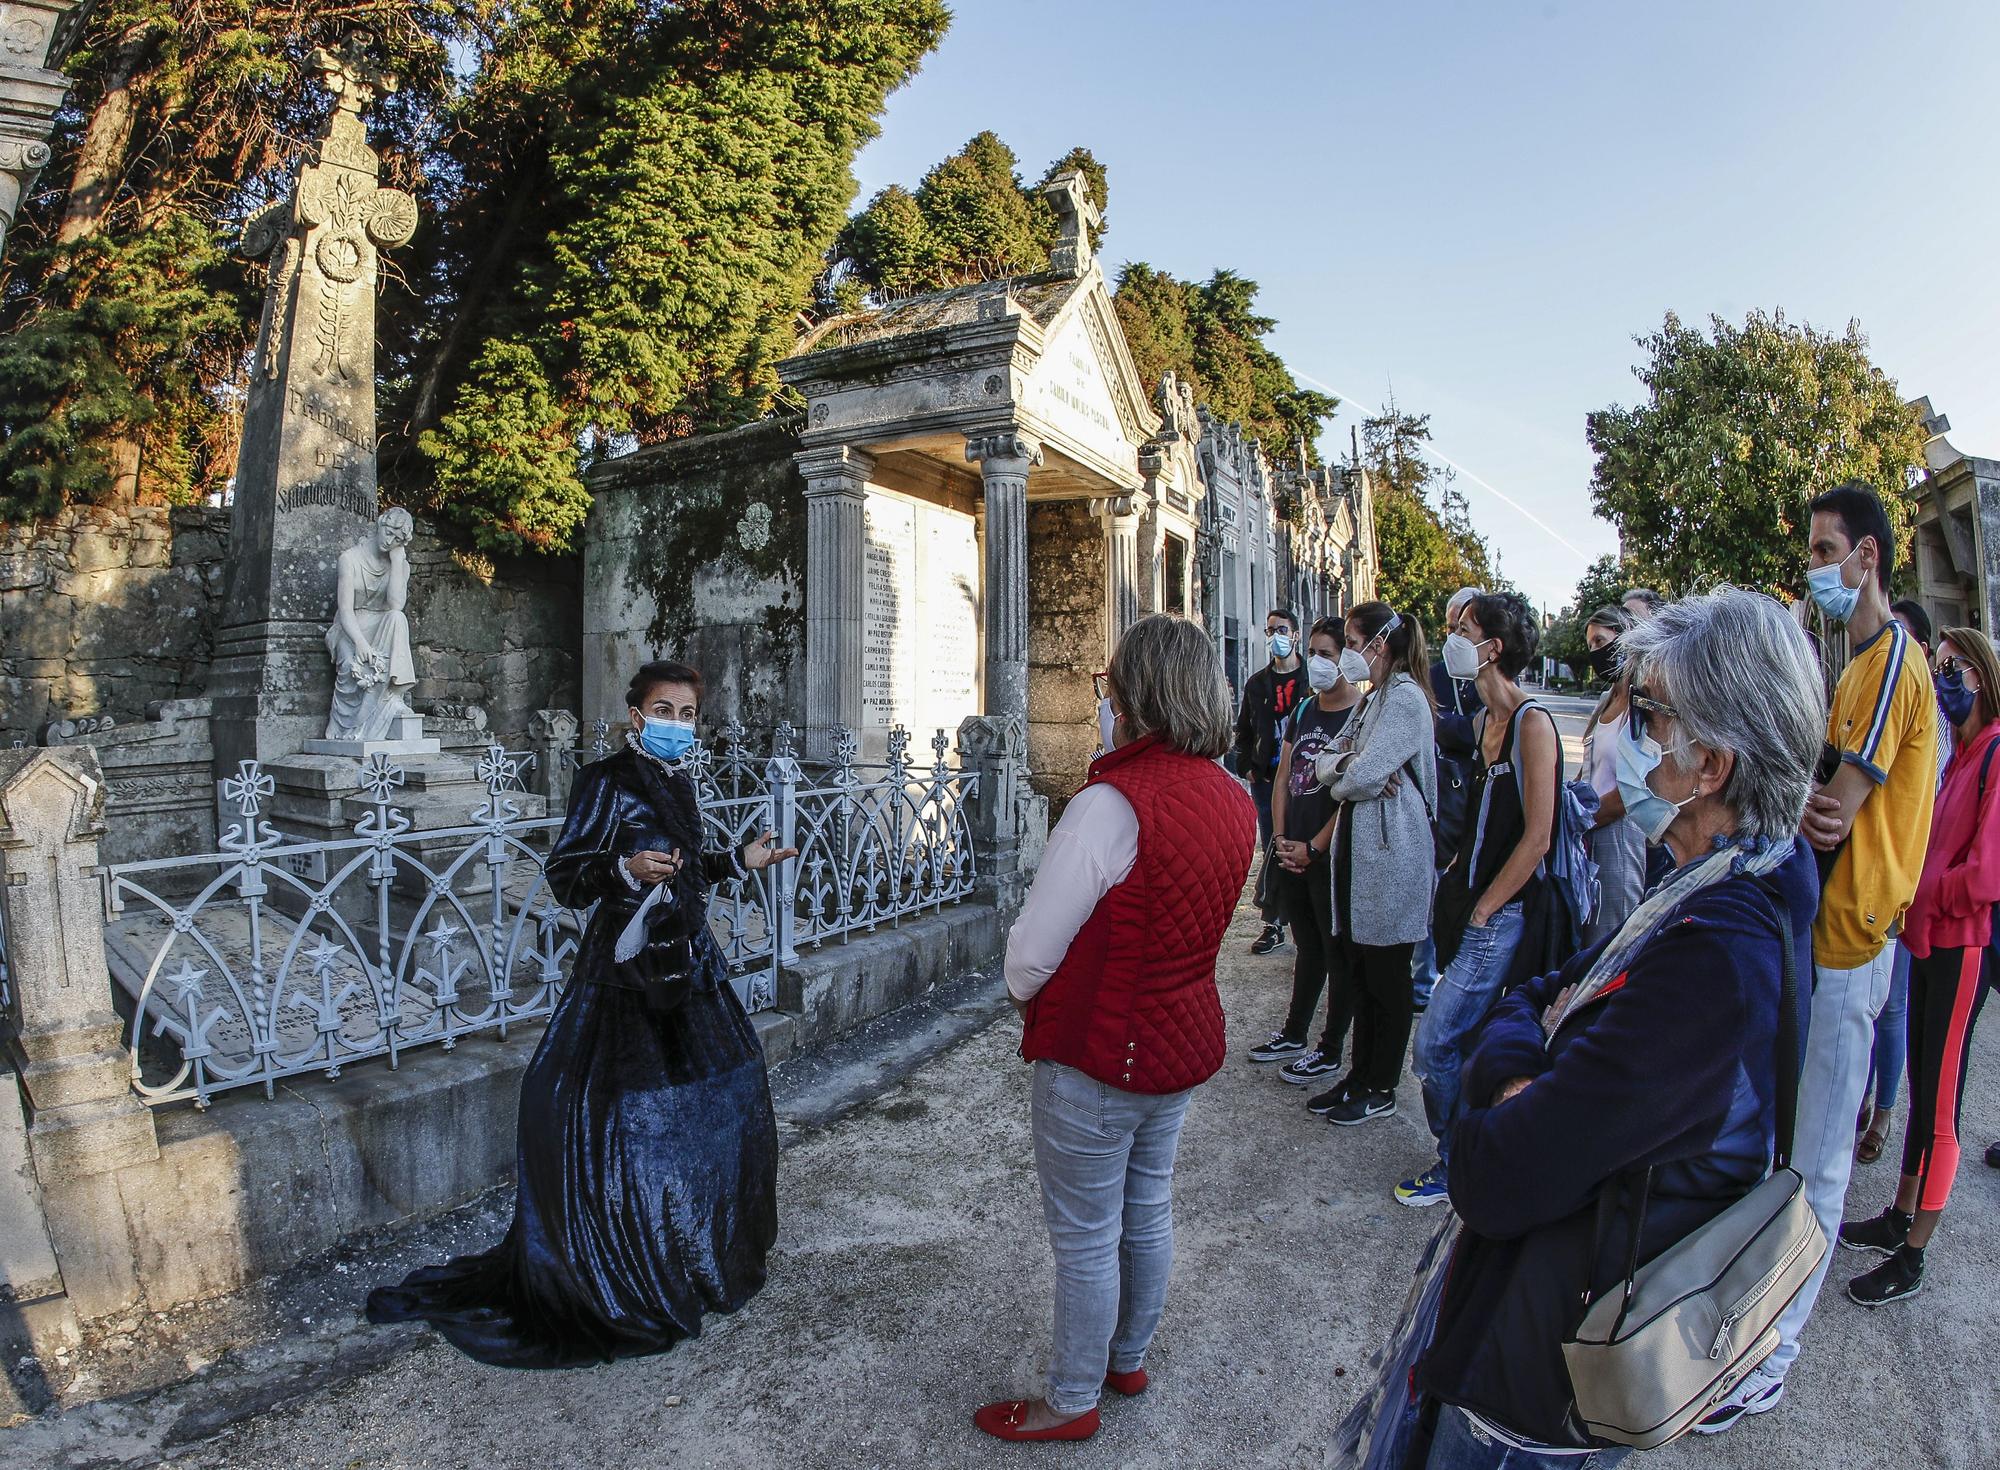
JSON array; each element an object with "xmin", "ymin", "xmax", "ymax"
[
  {"xmin": 405, "ymin": 179, "xmax": 538, "ymax": 436},
  {"xmin": 56, "ymin": 22, "xmax": 161, "ymax": 246}
]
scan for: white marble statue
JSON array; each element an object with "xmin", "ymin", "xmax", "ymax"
[{"xmin": 325, "ymin": 507, "xmax": 417, "ymax": 742}]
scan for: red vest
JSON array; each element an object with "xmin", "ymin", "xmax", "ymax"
[{"xmin": 1021, "ymin": 734, "xmax": 1257, "ymax": 1094}]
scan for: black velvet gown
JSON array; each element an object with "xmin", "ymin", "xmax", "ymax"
[{"xmin": 366, "ymin": 742, "xmax": 779, "ymax": 1368}]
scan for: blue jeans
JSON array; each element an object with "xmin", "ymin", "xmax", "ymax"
[
  {"xmin": 1425, "ymin": 1406, "xmax": 1629, "ymax": 1470},
  {"xmin": 1413, "ymin": 927, "xmax": 1439, "ymax": 1010},
  {"xmin": 1030, "ymin": 1061, "xmax": 1193, "ymax": 1414},
  {"xmin": 1864, "ymin": 942, "xmax": 1912, "ymax": 1111},
  {"xmin": 1413, "ymin": 901, "xmax": 1526, "ymax": 1179}
]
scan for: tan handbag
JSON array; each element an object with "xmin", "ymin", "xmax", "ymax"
[{"xmin": 1561, "ymin": 908, "xmax": 1826, "ymax": 1450}]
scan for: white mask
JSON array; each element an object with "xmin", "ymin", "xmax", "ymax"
[
  {"xmin": 1338, "ymin": 648, "xmax": 1373, "ymax": 686},
  {"xmin": 1306, "ymin": 654, "xmax": 1341, "ymax": 692},
  {"xmin": 1097, "ymin": 697, "xmax": 1118, "ymax": 754},
  {"xmin": 1442, "ymin": 632, "xmax": 1489, "ymax": 681}
]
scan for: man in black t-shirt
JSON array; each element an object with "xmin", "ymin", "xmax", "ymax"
[{"xmin": 1233, "ymin": 608, "xmax": 1305, "ymax": 954}]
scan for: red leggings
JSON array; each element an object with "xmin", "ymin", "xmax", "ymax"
[{"xmin": 1901, "ymin": 945, "xmax": 1991, "ymax": 1212}]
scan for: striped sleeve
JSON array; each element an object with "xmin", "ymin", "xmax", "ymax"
[{"xmin": 1834, "ymin": 623, "xmax": 1916, "ymax": 783}]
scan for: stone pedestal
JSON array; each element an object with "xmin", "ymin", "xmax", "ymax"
[
  {"xmin": 799, "ymin": 445, "xmax": 873, "ymax": 760},
  {"xmin": 0, "ymin": 746, "xmax": 160, "ymax": 1326},
  {"xmin": 301, "ymin": 713, "xmax": 442, "ymax": 758},
  {"xmin": 966, "ymin": 433, "xmax": 1040, "ymax": 728}
]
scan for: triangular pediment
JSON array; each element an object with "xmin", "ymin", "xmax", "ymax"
[{"xmin": 1017, "ymin": 272, "xmax": 1160, "ymax": 485}]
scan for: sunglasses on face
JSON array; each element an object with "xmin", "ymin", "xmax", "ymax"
[
  {"xmin": 1093, "ymin": 672, "xmax": 1111, "ymax": 703},
  {"xmin": 1938, "ymin": 656, "xmax": 1968, "ymax": 681}
]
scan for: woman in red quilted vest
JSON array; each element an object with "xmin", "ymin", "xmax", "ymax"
[{"xmin": 974, "ymin": 614, "xmax": 1257, "ymax": 1444}]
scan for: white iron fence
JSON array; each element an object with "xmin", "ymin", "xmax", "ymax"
[{"xmin": 101, "ymin": 721, "xmax": 977, "ymax": 1108}]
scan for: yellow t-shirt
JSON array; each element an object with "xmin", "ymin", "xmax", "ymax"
[{"xmin": 1814, "ymin": 619, "xmax": 1939, "ymax": 968}]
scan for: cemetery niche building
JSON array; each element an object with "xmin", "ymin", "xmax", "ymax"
[{"xmin": 582, "ymin": 171, "xmax": 1377, "ymax": 804}]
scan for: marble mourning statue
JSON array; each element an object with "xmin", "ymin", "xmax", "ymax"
[{"xmin": 325, "ymin": 507, "xmax": 417, "ymax": 741}]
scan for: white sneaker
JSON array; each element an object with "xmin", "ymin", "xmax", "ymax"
[{"xmin": 1692, "ymin": 1362, "xmax": 1785, "ymax": 1435}]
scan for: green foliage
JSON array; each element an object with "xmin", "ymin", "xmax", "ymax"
[
  {"xmin": 1360, "ymin": 405, "xmax": 1493, "ymax": 633},
  {"xmin": 829, "ymin": 132, "xmax": 1106, "ymax": 298},
  {"xmin": 1541, "ymin": 552, "xmax": 1639, "ymax": 674},
  {"xmin": 0, "ymin": 1, "xmax": 459, "ymax": 518},
  {"xmin": 5, "ymin": 0, "xmax": 947, "ymax": 552},
  {"xmin": 1587, "ymin": 310, "xmax": 1928, "ymax": 600},
  {"xmin": 410, "ymin": 0, "xmax": 949, "ymax": 553},
  {"xmin": 1111, "ymin": 263, "xmax": 1336, "ymax": 462}
]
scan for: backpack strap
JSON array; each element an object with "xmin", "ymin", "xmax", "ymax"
[
  {"xmin": 1979, "ymin": 736, "xmax": 2000, "ymax": 803},
  {"xmin": 1504, "ymin": 700, "xmax": 1565, "ymax": 877}
]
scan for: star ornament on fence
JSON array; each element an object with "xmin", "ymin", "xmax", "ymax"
[
  {"xmin": 163, "ymin": 958, "xmax": 208, "ymax": 1009},
  {"xmin": 304, "ymin": 936, "xmax": 345, "ymax": 973},
  {"xmin": 424, "ymin": 917, "xmax": 463, "ymax": 954}
]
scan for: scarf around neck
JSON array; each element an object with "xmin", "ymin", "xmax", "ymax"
[{"xmin": 1543, "ymin": 831, "xmax": 1795, "ymax": 1042}]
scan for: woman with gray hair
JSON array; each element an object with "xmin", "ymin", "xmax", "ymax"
[
  {"xmin": 1334, "ymin": 588, "xmax": 1824, "ymax": 1469},
  {"xmin": 976, "ymin": 614, "xmax": 1256, "ymax": 1444}
]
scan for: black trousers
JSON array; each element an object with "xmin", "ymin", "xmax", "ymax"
[
  {"xmin": 1250, "ymin": 777, "xmax": 1278, "ymax": 920},
  {"xmin": 1332, "ymin": 929, "xmax": 1417, "ymax": 1095},
  {"xmin": 1902, "ymin": 944, "xmax": 1991, "ymax": 1212},
  {"xmin": 1271, "ymin": 856, "xmax": 1348, "ymax": 1054}
]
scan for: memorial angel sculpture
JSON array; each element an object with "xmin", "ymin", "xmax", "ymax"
[{"xmin": 325, "ymin": 507, "xmax": 418, "ymax": 741}]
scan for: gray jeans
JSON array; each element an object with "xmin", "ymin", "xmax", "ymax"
[{"xmin": 1030, "ymin": 1060, "xmax": 1193, "ymax": 1414}]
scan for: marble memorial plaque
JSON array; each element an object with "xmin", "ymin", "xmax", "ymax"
[{"xmin": 862, "ymin": 489, "xmax": 979, "ymax": 748}]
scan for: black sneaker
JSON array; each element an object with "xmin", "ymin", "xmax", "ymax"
[
  {"xmin": 1326, "ymin": 1091, "xmax": 1397, "ymax": 1126},
  {"xmin": 1838, "ymin": 1208, "xmax": 1911, "ymax": 1256},
  {"xmin": 1848, "ymin": 1247, "xmax": 1924, "ymax": 1307},
  {"xmin": 1986, "ymin": 1140, "xmax": 2000, "ymax": 1170},
  {"xmin": 1278, "ymin": 1049, "xmax": 1338, "ymax": 1085},
  {"xmin": 1246, "ymin": 1032, "xmax": 1306, "ymax": 1063},
  {"xmin": 1305, "ymin": 1076, "xmax": 1354, "ymax": 1115},
  {"xmin": 1250, "ymin": 922, "xmax": 1287, "ymax": 955}
]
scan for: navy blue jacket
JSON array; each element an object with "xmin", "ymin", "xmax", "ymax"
[
  {"xmin": 1429, "ymin": 660, "xmax": 1483, "ymax": 760},
  {"xmin": 1416, "ymin": 839, "xmax": 1817, "ymax": 1446}
]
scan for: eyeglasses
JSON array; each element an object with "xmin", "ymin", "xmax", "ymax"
[
  {"xmin": 1628, "ymin": 687, "xmax": 1680, "ymax": 742},
  {"xmin": 1938, "ymin": 656, "xmax": 1967, "ymax": 680},
  {"xmin": 1093, "ymin": 671, "xmax": 1111, "ymax": 703}
]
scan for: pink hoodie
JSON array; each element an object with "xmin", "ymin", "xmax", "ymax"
[{"xmin": 1901, "ymin": 720, "xmax": 2000, "ymax": 958}]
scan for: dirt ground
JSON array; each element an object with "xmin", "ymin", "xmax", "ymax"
[{"xmin": 6, "ymin": 873, "xmax": 1998, "ymax": 1470}]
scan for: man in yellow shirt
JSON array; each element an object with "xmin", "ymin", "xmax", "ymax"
[{"xmin": 1701, "ymin": 481, "xmax": 1939, "ymax": 1434}]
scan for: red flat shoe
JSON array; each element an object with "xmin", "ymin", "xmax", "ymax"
[
  {"xmin": 1104, "ymin": 1368, "xmax": 1149, "ymax": 1396},
  {"xmin": 973, "ymin": 1400, "xmax": 1102, "ymax": 1442}
]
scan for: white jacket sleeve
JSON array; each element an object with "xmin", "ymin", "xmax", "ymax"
[{"xmin": 1003, "ymin": 783, "xmax": 1139, "ymax": 1003}]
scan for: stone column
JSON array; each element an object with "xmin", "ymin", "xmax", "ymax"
[
  {"xmin": 0, "ymin": 746, "xmax": 158, "ymax": 1324},
  {"xmin": 1093, "ymin": 493, "xmax": 1142, "ymax": 650},
  {"xmin": 0, "ymin": 1, "xmax": 93, "ymax": 263},
  {"xmin": 966, "ymin": 432, "xmax": 1040, "ymax": 725},
  {"xmin": 527, "ymin": 708, "xmax": 579, "ymax": 811},
  {"xmin": 796, "ymin": 445, "xmax": 874, "ymax": 761}
]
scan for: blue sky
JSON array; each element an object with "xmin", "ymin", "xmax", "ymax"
[{"xmin": 849, "ymin": 0, "xmax": 2000, "ymax": 612}]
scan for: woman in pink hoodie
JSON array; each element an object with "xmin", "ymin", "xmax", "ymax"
[{"xmin": 1838, "ymin": 625, "xmax": 2000, "ymax": 1306}]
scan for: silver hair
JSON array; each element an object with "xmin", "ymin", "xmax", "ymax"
[
  {"xmin": 1617, "ymin": 587, "xmax": 1826, "ymax": 839},
  {"xmin": 1446, "ymin": 585, "xmax": 1483, "ymax": 621},
  {"xmin": 1108, "ymin": 614, "xmax": 1235, "ymax": 758}
]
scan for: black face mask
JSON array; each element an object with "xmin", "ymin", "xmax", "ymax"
[{"xmin": 1586, "ymin": 644, "xmax": 1622, "ymax": 680}]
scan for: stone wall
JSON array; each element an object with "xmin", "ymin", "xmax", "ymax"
[
  {"xmin": 582, "ymin": 419, "xmax": 807, "ymax": 733},
  {"xmin": 0, "ymin": 504, "xmax": 581, "ymax": 751},
  {"xmin": 0, "ymin": 506, "xmax": 230, "ymax": 746},
  {"xmin": 1026, "ymin": 499, "xmax": 1106, "ymax": 804}
]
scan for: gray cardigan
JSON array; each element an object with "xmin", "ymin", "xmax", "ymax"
[{"xmin": 1314, "ymin": 672, "xmax": 1438, "ymax": 946}]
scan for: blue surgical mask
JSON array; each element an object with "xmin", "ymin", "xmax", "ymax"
[
  {"xmin": 1613, "ymin": 713, "xmax": 1699, "ymax": 846},
  {"xmin": 638, "ymin": 716, "xmax": 696, "ymax": 763},
  {"xmin": 1937, "ymin": 668, "xmax": 1978, "ymax": 727},
  {"xmin": 1269, "ymin": 632, "xmax": 1294, "ymax": 661},
  {"xmin": 1805, "ymin": 545, "xmax": 1862, "ymax": 623}
]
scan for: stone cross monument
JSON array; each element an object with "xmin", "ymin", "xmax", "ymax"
[{"xmin": 210, "ymin": 32, "xmax": 419, "ymax": 772}]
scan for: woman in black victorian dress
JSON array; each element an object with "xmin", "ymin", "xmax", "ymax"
[{"xmin": 367, "ymin": 661, "xmax": 793, "ymax": 1367}]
